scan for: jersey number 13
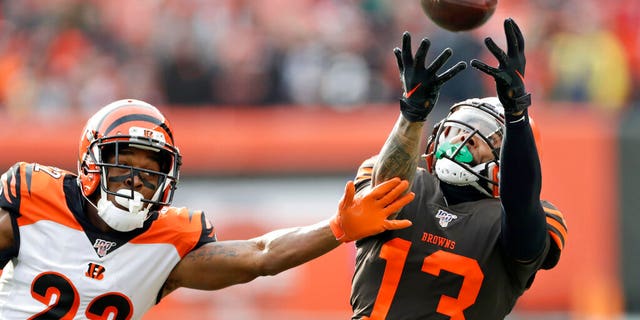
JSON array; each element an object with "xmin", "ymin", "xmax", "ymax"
[{"xmin": 364, "ymin": 238, "xmax": 484, "ymax": 320}]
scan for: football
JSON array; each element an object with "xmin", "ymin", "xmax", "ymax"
[{"xmin": 420, "ymin": 0, "xmax": 498, "ymax": 32}]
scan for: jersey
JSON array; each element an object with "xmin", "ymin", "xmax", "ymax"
[
  {"xmin": 350, "ymin": 158, "xmax": 567, "ymax": 320},
  {"xmin": 0, "ymin": 162, "xmax": 217, "ymax": 319}
]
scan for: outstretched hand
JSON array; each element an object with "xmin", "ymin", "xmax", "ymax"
[
  {"xmin": 471, "ymin": 18, "xmax": 530, "ymax": 116},
  {"xmin": 330, "ymin": 177, "xmax": 415, "ymax": 243},
  {"xmin": 395, "ymin": 31, "xmax": 467, "ymax": 122}
]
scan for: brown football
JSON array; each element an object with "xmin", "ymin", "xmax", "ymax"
[{"xmin": 420, "ymin": 0, "xmax": 498, "ymax": 32}]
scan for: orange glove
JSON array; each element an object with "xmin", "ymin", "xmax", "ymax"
[{"xmin": 330, "ymin": 177, "xmax": 415, "ymax": 243}]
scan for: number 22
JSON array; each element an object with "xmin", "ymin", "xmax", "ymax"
[
  {"xmin": 364, "ymin": 238, "xmax": 484, "ymax": 320},
  {"xmin": 29, "ymin": 272, "xmax": 133, "ymax": 320}
]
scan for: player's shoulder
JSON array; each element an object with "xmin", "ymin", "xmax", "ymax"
[
  {"xmin": 540, "ymin": 199, "xmax": 567, "ymax": 234},
  {"xmin": 540, "ymin": 199, "xmax": 567, "ymax": 269},
  {"xmin": 2, "ymin": 162, "xmax": 73, "ymax": 182},
  {"xmin": 355, "ymin": 155, "xmax": 377, "ymax": 192},
  {"xmin": 154, "ymin": 206, "xmax": 209, "ymax": 231},
  {"xmin": 356, "ymin": 155, "xmax": 377, "ymax": 177},
  {"xmin": 1, "ymin": 162, "xmax": 80, "ymax": 228},
  {"xmin": 141, "ymin": 206, "xmax": 216, "ymax": 256},
  {"xmin": 358, "ymin": 155, "xmax": 378, "ymax": 168},
  {"xmin": 1, "ymin": 162, "xmax": 75, "ymax": 204},
  {"xmin": 540, "ymin": 199, "xmax": 560, "ymax": 211}
]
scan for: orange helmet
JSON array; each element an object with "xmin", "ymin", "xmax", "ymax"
[{"xmin": 78, "ymin": 99, "xmax": 181, "ymax": 209}]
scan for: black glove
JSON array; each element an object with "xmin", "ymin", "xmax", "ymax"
[
  {"xmin": 471, "ymin": 18, "xmax": 531, "ymax": 116},
  {"xmin": 395, "ymin": 32, "xmax": 467, "ymax": 122}
]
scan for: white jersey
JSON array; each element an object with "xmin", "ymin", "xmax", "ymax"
[{"xmin": 0, "ymin": 162, "xmax": 216, "ymax": 319}]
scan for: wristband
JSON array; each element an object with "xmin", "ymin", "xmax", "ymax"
[
  {"xmin": 329, "ymin": 214, "xmax": 349, "ymax": 243},
  {"xmin": 400, "ymin": 99, "xmax": 429, "ymax": 122},
  {"xmin": 504, "ymin": 93, "xmax": 531, "ymax": 115}
]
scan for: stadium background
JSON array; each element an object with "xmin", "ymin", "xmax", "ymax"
[{"xmin": 0, "ymin": 1, "xmax": 638, "ymax": 319}]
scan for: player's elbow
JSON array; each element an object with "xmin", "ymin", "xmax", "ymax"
[
  {"xmin": 259, "ymin": 264, "xmax": 284, "ymax": 277},
  {"xmin": 257, "ymin": 245, "xmax": 301, "ymax": 276},
  {"xmin": 251, "ymin": 243, "xmax": 290, "ymax": 277}
]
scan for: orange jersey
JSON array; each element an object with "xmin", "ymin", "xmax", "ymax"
[{"xmin": 0, "ymin": 162, "xmax": 216, "ymax": 319}]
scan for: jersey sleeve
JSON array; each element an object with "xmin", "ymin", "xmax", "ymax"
[
  {"xmin": 0, "ymin": 162, "xmax": 75, "ymax": 268},
  {"xmin": 143, "ymin": 208, "xmax": 217, "ymax": 258},
  {"xmin": 0, "ymin": 214, "xmax": 18, "ymax": 269},
  {"xmin": 540, "ymin": 200, "xmax": 567, "ymax": 269},
  {"xmin": 0, "ymin": 162, "xmax": 24, "ymax": 213},
  {"xmin": 499, "ymin": 112, "xmax": 547, "ymax": 262},
  {"xmin": 0, "ymin": 163, "xmax": 25, "ymax": 268},
  {"xmin": 194, "ymin": 210, "xmax": 217, "ymax": 249},
  {"xmin": 354, "ymin": 155, "xmax": 377, "ymax": 193}
]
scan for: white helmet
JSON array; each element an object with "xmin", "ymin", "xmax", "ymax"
[{"xmin": 425, "ymin": 97, "xmax": 505, "ymax": 197}]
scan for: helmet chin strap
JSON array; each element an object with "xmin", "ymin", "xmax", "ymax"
[
  {"xmin": 94, "ymin": 189, "xmax": 150, "ymax": 232},
  {"xmin": 435, "ymin": 158, "xmax": 493, "ymax": 198}
]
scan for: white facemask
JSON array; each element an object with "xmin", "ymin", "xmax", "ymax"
[
  {"xmin": 435, "ymin": 158, "xmax": 494, "ymax": 197},
  {"xmin": 96, "ymin": 189, "xmax": 149, "ymax": 232}
]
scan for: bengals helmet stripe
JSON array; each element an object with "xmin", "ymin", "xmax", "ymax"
[{"xmin": 101, "ymin": 114, "xmax": 174, "ymax": 141}]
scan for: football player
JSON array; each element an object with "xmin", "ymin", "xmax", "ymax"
[
  {"xmin": 0, "ymin": 98, "xmax": 415, "ymax": 319},
  {"xmin": 349, "ymin": 18, "xmax": 567, "ymax": 319}
]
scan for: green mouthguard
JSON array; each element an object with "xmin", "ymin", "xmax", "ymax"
[{"xmin": 435, "ymin": 142, "xmax": 473, "ymax": 163}]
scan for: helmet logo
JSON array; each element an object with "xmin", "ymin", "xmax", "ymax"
[
  {"xmin": 129, "ymin": 126, "xmax": 166, "ymax": 144},
  {"xmin": 435, "ymin": 209, "xmax": 458, "ymax": 228}
]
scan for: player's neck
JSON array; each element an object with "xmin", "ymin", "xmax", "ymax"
[
  {"xmin": 83, "ymin": 198, "xmax": 115, "ymax": 233},
  {"xmin": 439, "ymin": 181, "xmax": 488, "ymax": 205}
]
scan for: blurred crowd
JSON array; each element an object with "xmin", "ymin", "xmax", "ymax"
[{"xmin": 0, "ymin": 0, "xmax": 638, "ymax": 119}]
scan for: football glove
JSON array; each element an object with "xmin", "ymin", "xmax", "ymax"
[
  {"xmin": 395, "ymin": 31, "xmax": 467, "ymax": 122},
  {"xmin": 471, "ymin": 18, "xmax": 531, "ymax": 116},
  {"xmin": 330, "ymin": 178, "xmax": 414, "ymax": 243}
]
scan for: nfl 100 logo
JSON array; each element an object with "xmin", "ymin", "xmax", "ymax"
[
  {"xmin": 93, "ymin": 239, "xmax": 116, "ymax": 257},
  {"xmin": 435, "ymin": 209, "xmax": 458, "ymax": 228}
]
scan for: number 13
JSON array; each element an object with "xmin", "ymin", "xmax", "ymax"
[{"xmin": 364, "ymin": 238, "xmax": 484, "ymax": 320}]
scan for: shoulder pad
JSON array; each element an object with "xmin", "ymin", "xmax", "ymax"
[
  {"xmin": 541, "ymin": 200, "xmax": 567, "ymax": 269},
  {"xmin": 355, "ymin": 155, "xmax": 377, "ymax": 192}
]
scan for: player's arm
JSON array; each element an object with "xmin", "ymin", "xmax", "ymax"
[
  {"xmin": 0, "ymin": 208, "xmax": 16, "ymax": 267},
  {"xmin": 165, "ymin": 222, "xmax": 338, "ymax": 294},
  {"xmin": 471, "ymin": 18, "xmax": 546, "ymax": 262},
  {"xmin": 373, "ymin": 32, "xmax": 466, "ymax": 188},
  {"xmin": 498, "ymin": 108, "xmax": 546, "ymax": 262},
  {"xmin": 162, "ymin": 178, "xmax": 414, "ymax": 295},
  {"xmin": 0, "ymin": 166, "xmax": 19, "ymax": 267}
]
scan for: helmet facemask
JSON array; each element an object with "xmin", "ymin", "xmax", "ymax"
[
  {"xmin": 95, "ymin": 139, "xmax": 179, "ymax": 206},
  {"xmin": 425, "ymin": 98, "xmax": 505, "ymax": 197},
  {"xmin": 87, "ymin": 137, "xmax": 180, "ymax": 232}
]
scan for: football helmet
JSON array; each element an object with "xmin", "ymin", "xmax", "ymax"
[
  {"xmin": 78, "ymin": 99, "xmax": 181, "ymax": 231},
  {"xmin": 425, "ymin": 97, "xmax": 505, "ymax": 197}
]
